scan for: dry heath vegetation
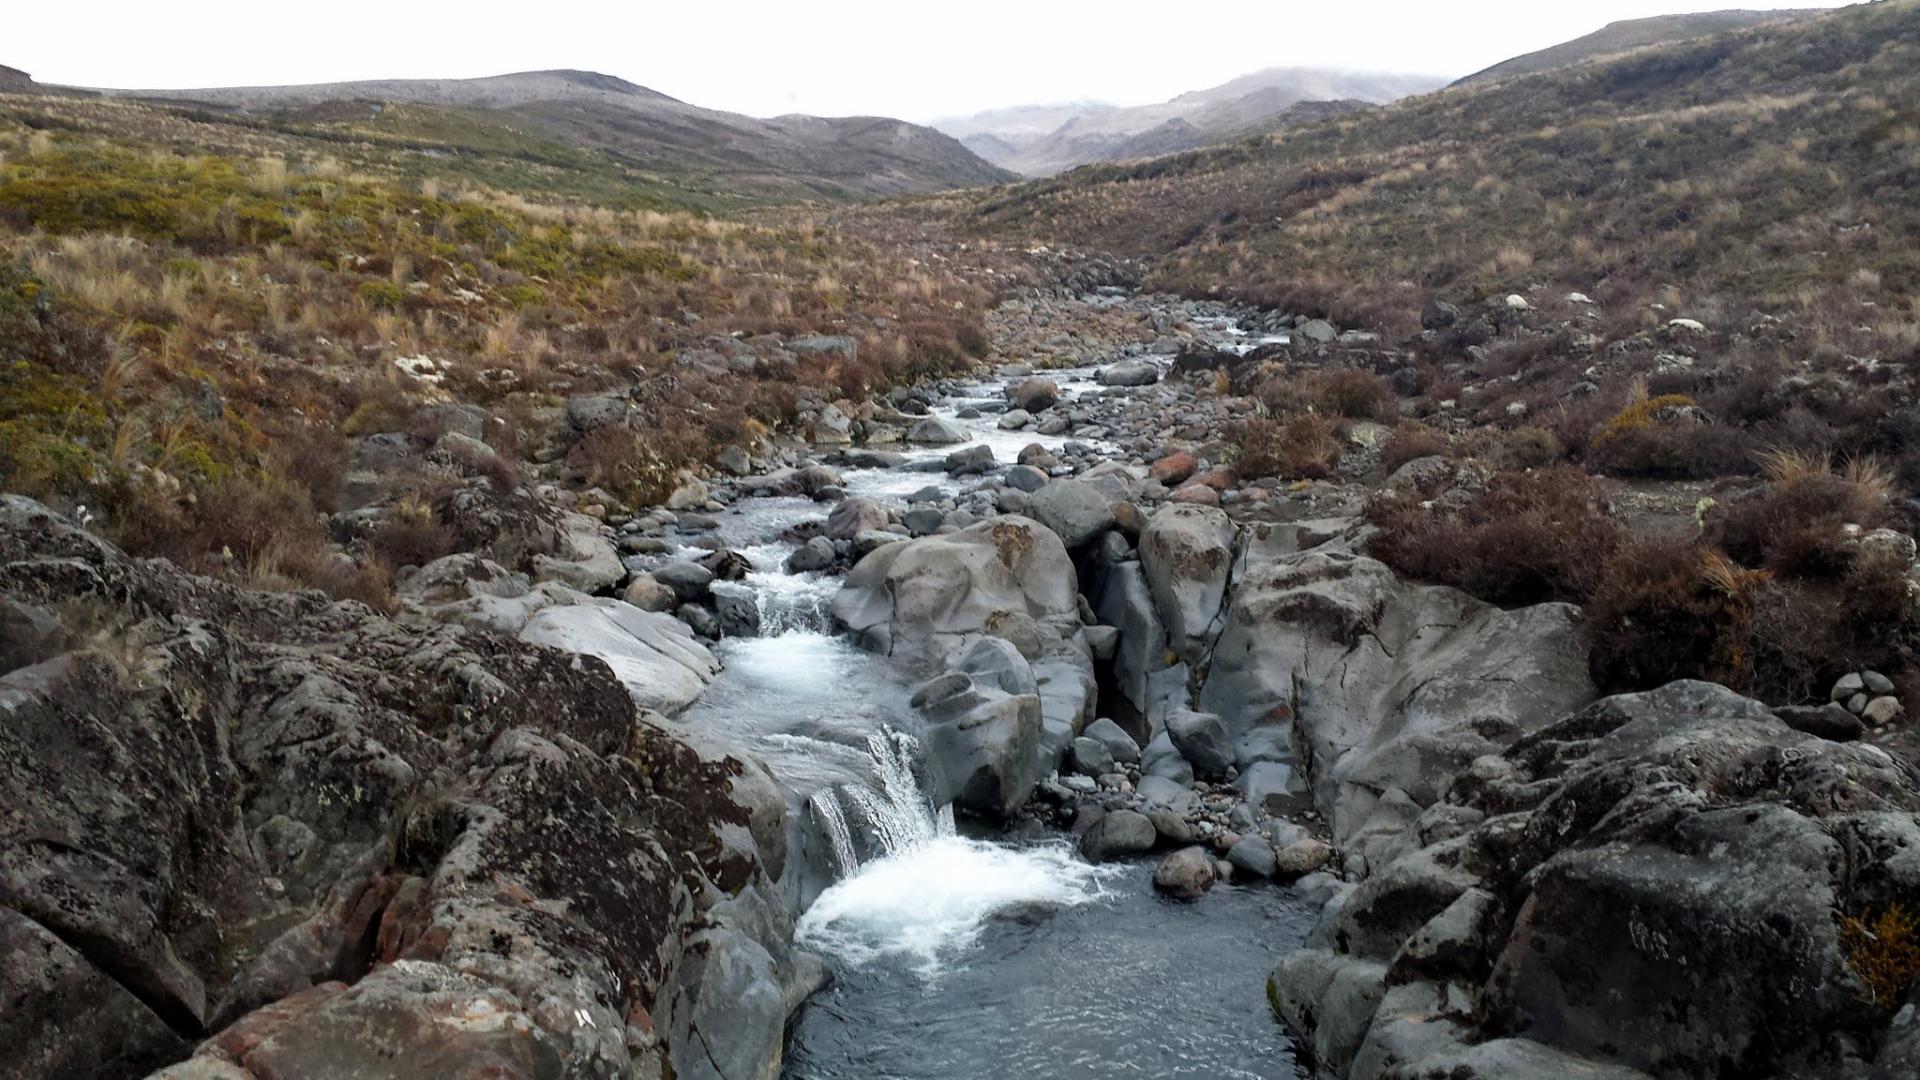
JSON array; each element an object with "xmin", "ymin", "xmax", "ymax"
[{"xmin": 0, "ymin": 94, "xmax": 991, "ymax": 604}]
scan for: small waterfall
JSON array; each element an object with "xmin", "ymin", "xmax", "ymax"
[
  {"xmin": 814, "ymin": 729, "xmax": 953, "ymax": 874},
  {"xmin": 811, "ymin": 789, "xmax": 861, "ymax": 877}
]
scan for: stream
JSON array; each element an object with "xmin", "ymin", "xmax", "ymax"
[{"xmin": 664, "ymin": 331, "xmax": 1311, "ymax": 1079}]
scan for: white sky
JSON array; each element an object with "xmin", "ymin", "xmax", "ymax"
[{"xmin": 9, "ymin": 1, "xmax": 1856, "ymax": 123}]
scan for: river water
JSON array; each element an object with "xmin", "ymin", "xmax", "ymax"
[{"xmin": 665, "ymin": 341, "xmax": 1311, "ymax": 1079}]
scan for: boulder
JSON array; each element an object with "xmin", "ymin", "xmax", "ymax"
[
  {"xmin": 531, "ymin": 513, "xmax": 624, "ymax": 593},
  {"xmin": 832, "ymin": 516, "xmax": 1080, "ymax": 674},
  {"xmin": 621, "ymin": 573, "xmax": 676, "ymax": 612},
  {"xmin": 906, "ymin": 417, "xmax": 968, "ymax": 444},
  {"xmin": 945, "ymin": 444, "xmax": 996, "ymax": 476},
  {"xmin": 1082, "ymin": 718, "xmax": 1142, "ymax": 766},
  {"xmin": 1099, "ymin": 361, "xmax": 1160, "ymax": 387},
  {"xmin": 826, "ymin": 496, "xmax": 890, "ymax": 540},
  {"xmin": 1148, "ymin": 451, "xmax": 1198, "ymax": 486},
  {"xmin": 1139, "ymin": 503, "xmax": 1237, "ymax": 665},
  {"xmin": 786, "ymin": 536, "xmax": 836, "ymax": 573},
  {"xmin": 1080, "ymin": 809, "xmax": 1157, "ymax": 861},
  {"xmin": 1227, "ymin": 836, "xmax": 1278, "ymax": 879},
  {"xmin": 1166, "ymin": 708, "xmax": 1234, "ymax": 780},
  {"xmin": 1003, "ymin": 464, "xmax": 1049, "ymax": 493},
  {"xmin": 997, "ymin": 408, "xmax": 1033, "ymax": 431},
  {"xmin": 1296, "ymin": 319, "xmax": 1337, "ymax": 343},
  {"xmin": 1025, "ymin": 479, "xmax": 1116, "ymax": 550},
  {"xmin": 1199, "ymin": 551, "xmax": 1593, "ymax": 863},
  {"xmin": 1152, "ymin": 847, "xmax": 1218, "ymax": 899},
  {"xmin": 1008, "ymin": 378, "xmax": 1060, "ymax": 413},
  {"xmin": 518, "ymin": 599, "xmax": 720, "ymax": 714},
  {"xmin": 1269, "ymin": 681, "xmax": 1920, "ymax": 1080},
  {"xmin": 913, "ymin": 637, "xmax": 1046, "ymax": 820},
  {"xmin": 0, "ymin": 496, "xmax": 780, "ymax": 1080},
  {"xmin": 1068, "ymin": 736, "xmax": 1116, "ymax": 779}
]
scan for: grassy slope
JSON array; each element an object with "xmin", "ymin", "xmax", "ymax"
[
  {"xmin": 1455, "ymin": 9, "xmax": 1823, "ymax": 85},
  {"xmin": 965, "ymin": 0, "xmax": 1920, "ymax": 335},
  {"xmin": 0, "ymin": 92, "xmax": 996, "ymax": 603}
]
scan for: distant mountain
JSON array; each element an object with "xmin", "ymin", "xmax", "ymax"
[
  {"xmin": 78, "ymin": 69, "xmax": 1013, "ymax": 201},
  {"xmin": 936, "ymin": 68, "xmax": 1443, "ymax": 177},
  {"xmin": 1456, "ymin": 9, "xmax": 1825, "ymax": 85}
]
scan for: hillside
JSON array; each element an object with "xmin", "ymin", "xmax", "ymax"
[
  {"xmin": 936, "ymin": 67, "xmax": 1442, "ymax": 176},
  {"xmin": 962, "ymin": 0, "xmax": 1920, "ymax": 334},
  {"xmin": 1457, "ymin": 8, "xmax": 1825, "ymax": 84},
  {"xmin": 74, "ymin": 68, "xmax": 1014, "ymax": 204}
]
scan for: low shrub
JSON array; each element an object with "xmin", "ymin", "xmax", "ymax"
[
  {"xmin": 1368, "ymin": 466, "xmax": 1621, "ymax": 606},
  {"xmin": 1378, "ymin": 422, "xmax": 1450, "ymax": 475},
  {"xmin": 1278, "ymin": 413, "xmax": 1342, "ymax": 479}
]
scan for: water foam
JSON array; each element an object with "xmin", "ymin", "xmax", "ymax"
[
  {"xmin": 796, "ymin": 836, "xmax": 1110, "ymax": 975},
  {"xmin": 797, "ymin": 730, "xmax": 1113, "ymax": 976}
]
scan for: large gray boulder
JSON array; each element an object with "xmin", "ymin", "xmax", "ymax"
[
  {"xmin": 517, "ymin": 599, "xmax": 720, "ymax": 715},
  {"xmin": 1139, "ymin": 503, "xmax": 1237, "ymax": 665},
  {"xmin": 1199, "ymin": 551, "xmax": 1593, "ymax": 862},
  {"xmin": 1099, "ymin": 360, "xmax": 1160, "ymax": 387},
  {"xmin": 906, "ymin": 416, "xmax": 968, "ymax": 444},
  {"xmin": 1091, "ymin": 560, "xmax": 1172, "ymax": 719},
  {"xmin": 825, "ymin": 496, "xmax": 890, "ymax": 540},
  {"xmin": 832, "ymin": 516, "xmax": 1080, "ymax": 674},
  {"xmin": 1270, "ymin": 681, "xmax": 1920, "ymax": 1080},
  {"xmin": 1025, "ymin": 479, "xmax": 1117, "ymax": 550},
  {"xmin": 1165, "ymin": 708, "xmax": 1233, "ymax": 780},
  {"xmin": 912, "ymin": 637, "xmax": 1047, "ymax": 819},
  {"xmin": 0, "ymin": 496, "xmax": 786, "ymax": 1080}
]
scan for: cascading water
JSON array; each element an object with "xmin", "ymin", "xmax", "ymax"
[{"xmin": 795, "ymin": 730, "xmax": 1112, "ymax": 976}]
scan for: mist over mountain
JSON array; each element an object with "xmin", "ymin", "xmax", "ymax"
[{"xmin": 936, "ymin": 66, "xmax": 1444, "ymax": 176}]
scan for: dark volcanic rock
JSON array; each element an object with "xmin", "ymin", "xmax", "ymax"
[
  {"xmin": 0, "ymin": 496, "xmax": 780, "ymax": 1080},
  {"xmin": 1269, "ymin": 680, "xmax": 1920, "ymax": 1079}
]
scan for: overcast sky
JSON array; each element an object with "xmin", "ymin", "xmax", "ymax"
[{"xmin": 11, "ymin": 1, "xmax": 1855, "ymax": 122}]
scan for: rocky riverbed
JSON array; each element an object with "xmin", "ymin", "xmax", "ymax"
[{"xmin": 6, "ymin": 277, "xmax": 1919, "ymax": 1080}]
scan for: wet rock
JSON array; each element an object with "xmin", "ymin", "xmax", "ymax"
[
  {"xmin": 945, "ymin": 444, "xmax": 996, "ymax": 476},
  {"xmin": 826, "ymin": 496, "xmax": 890, "ymax": 540},
  {"xmin": 786, "ymin": 536, "xmax": 836, "ymax": 573},
  {"xmin": 1099, "ymin": 360, "xmax": 1160, "ymax": 387},
  {"xmin": 997, "ymin": 408, "xmax": 1033, "ymax": 430},
  {"xmin": 913, "ymin": 637, "xmax": 1047, "ymax": 819},
  {"xmin": 907, "ymin": 417, "xmax": 968, "ymax": 444},
  {"xmin": 698, "ymin": 548, "xmax": 754, "ymax": 581},
  {"xmin": 1081, "ymin": 808, "xmax": 1157, "ymax": 861},
  {"xmin": 1008, "ymin": 378, "xmax": 1060, "ymax": 413},
  {"xmin": 653, "ymin": 561, "xmax": 715, "ymax": 602},
  {"xmin": 1227, "ymin": 836, "xmax": 1278, "ymax": 879},
  {"xmin": 1152, "ymin": 847, "xmax": 1218, "ymax": 899}
]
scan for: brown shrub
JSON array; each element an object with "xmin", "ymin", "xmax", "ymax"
[
  {"xmin": 1378, "ymin": 422, "xmax": 1450, "ymax": 475},
  {"xmin": 1317, "ymin": 369, "xmax": 1395, "ymax": 419},
  {"xmin": 1500, "ymin": 426, "xmax": 1565, "ymax": 469},
  {"xmin": 1589, "ymin": 414, "xmax": 1758, "ymax": 479},
  {"xmin": 1712, "ymin": 452, "xmax": 1898, "ymax": 579},
  {"xmin": 1586, "ymin": 543, "xmax": 1769, "ymax": 695},
  {"xmin": 1367, "ymin": 466, "xmax": 1620, "ymax": 606},
  {"xmin": 1222, "ymin": 416, "xmax": 1285, "ymax": 480},
  {"xmin": 1278, "ymin": 413, "xmax": 1343, "ymax": 479},
  {"xmin": 365, "ymin": 501, "xmax": 458, "ymax": 569}
]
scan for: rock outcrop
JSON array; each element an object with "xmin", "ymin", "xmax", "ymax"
[
  {"xmin": 1199, "ymin": 550, "xmax": 1594, "ymax": 865},
  {"xmin": 0, "ymin": 496, "xmax": 798, "ymax": 1080},
  {"xmin": 1270, "ymin": 681, "xmax": 1920, "ymax": 1080}
]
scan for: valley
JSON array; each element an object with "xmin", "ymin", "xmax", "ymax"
[{"xmin": 4, "ymin": 4, "xmax": 1920, "ymax": 1080}]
